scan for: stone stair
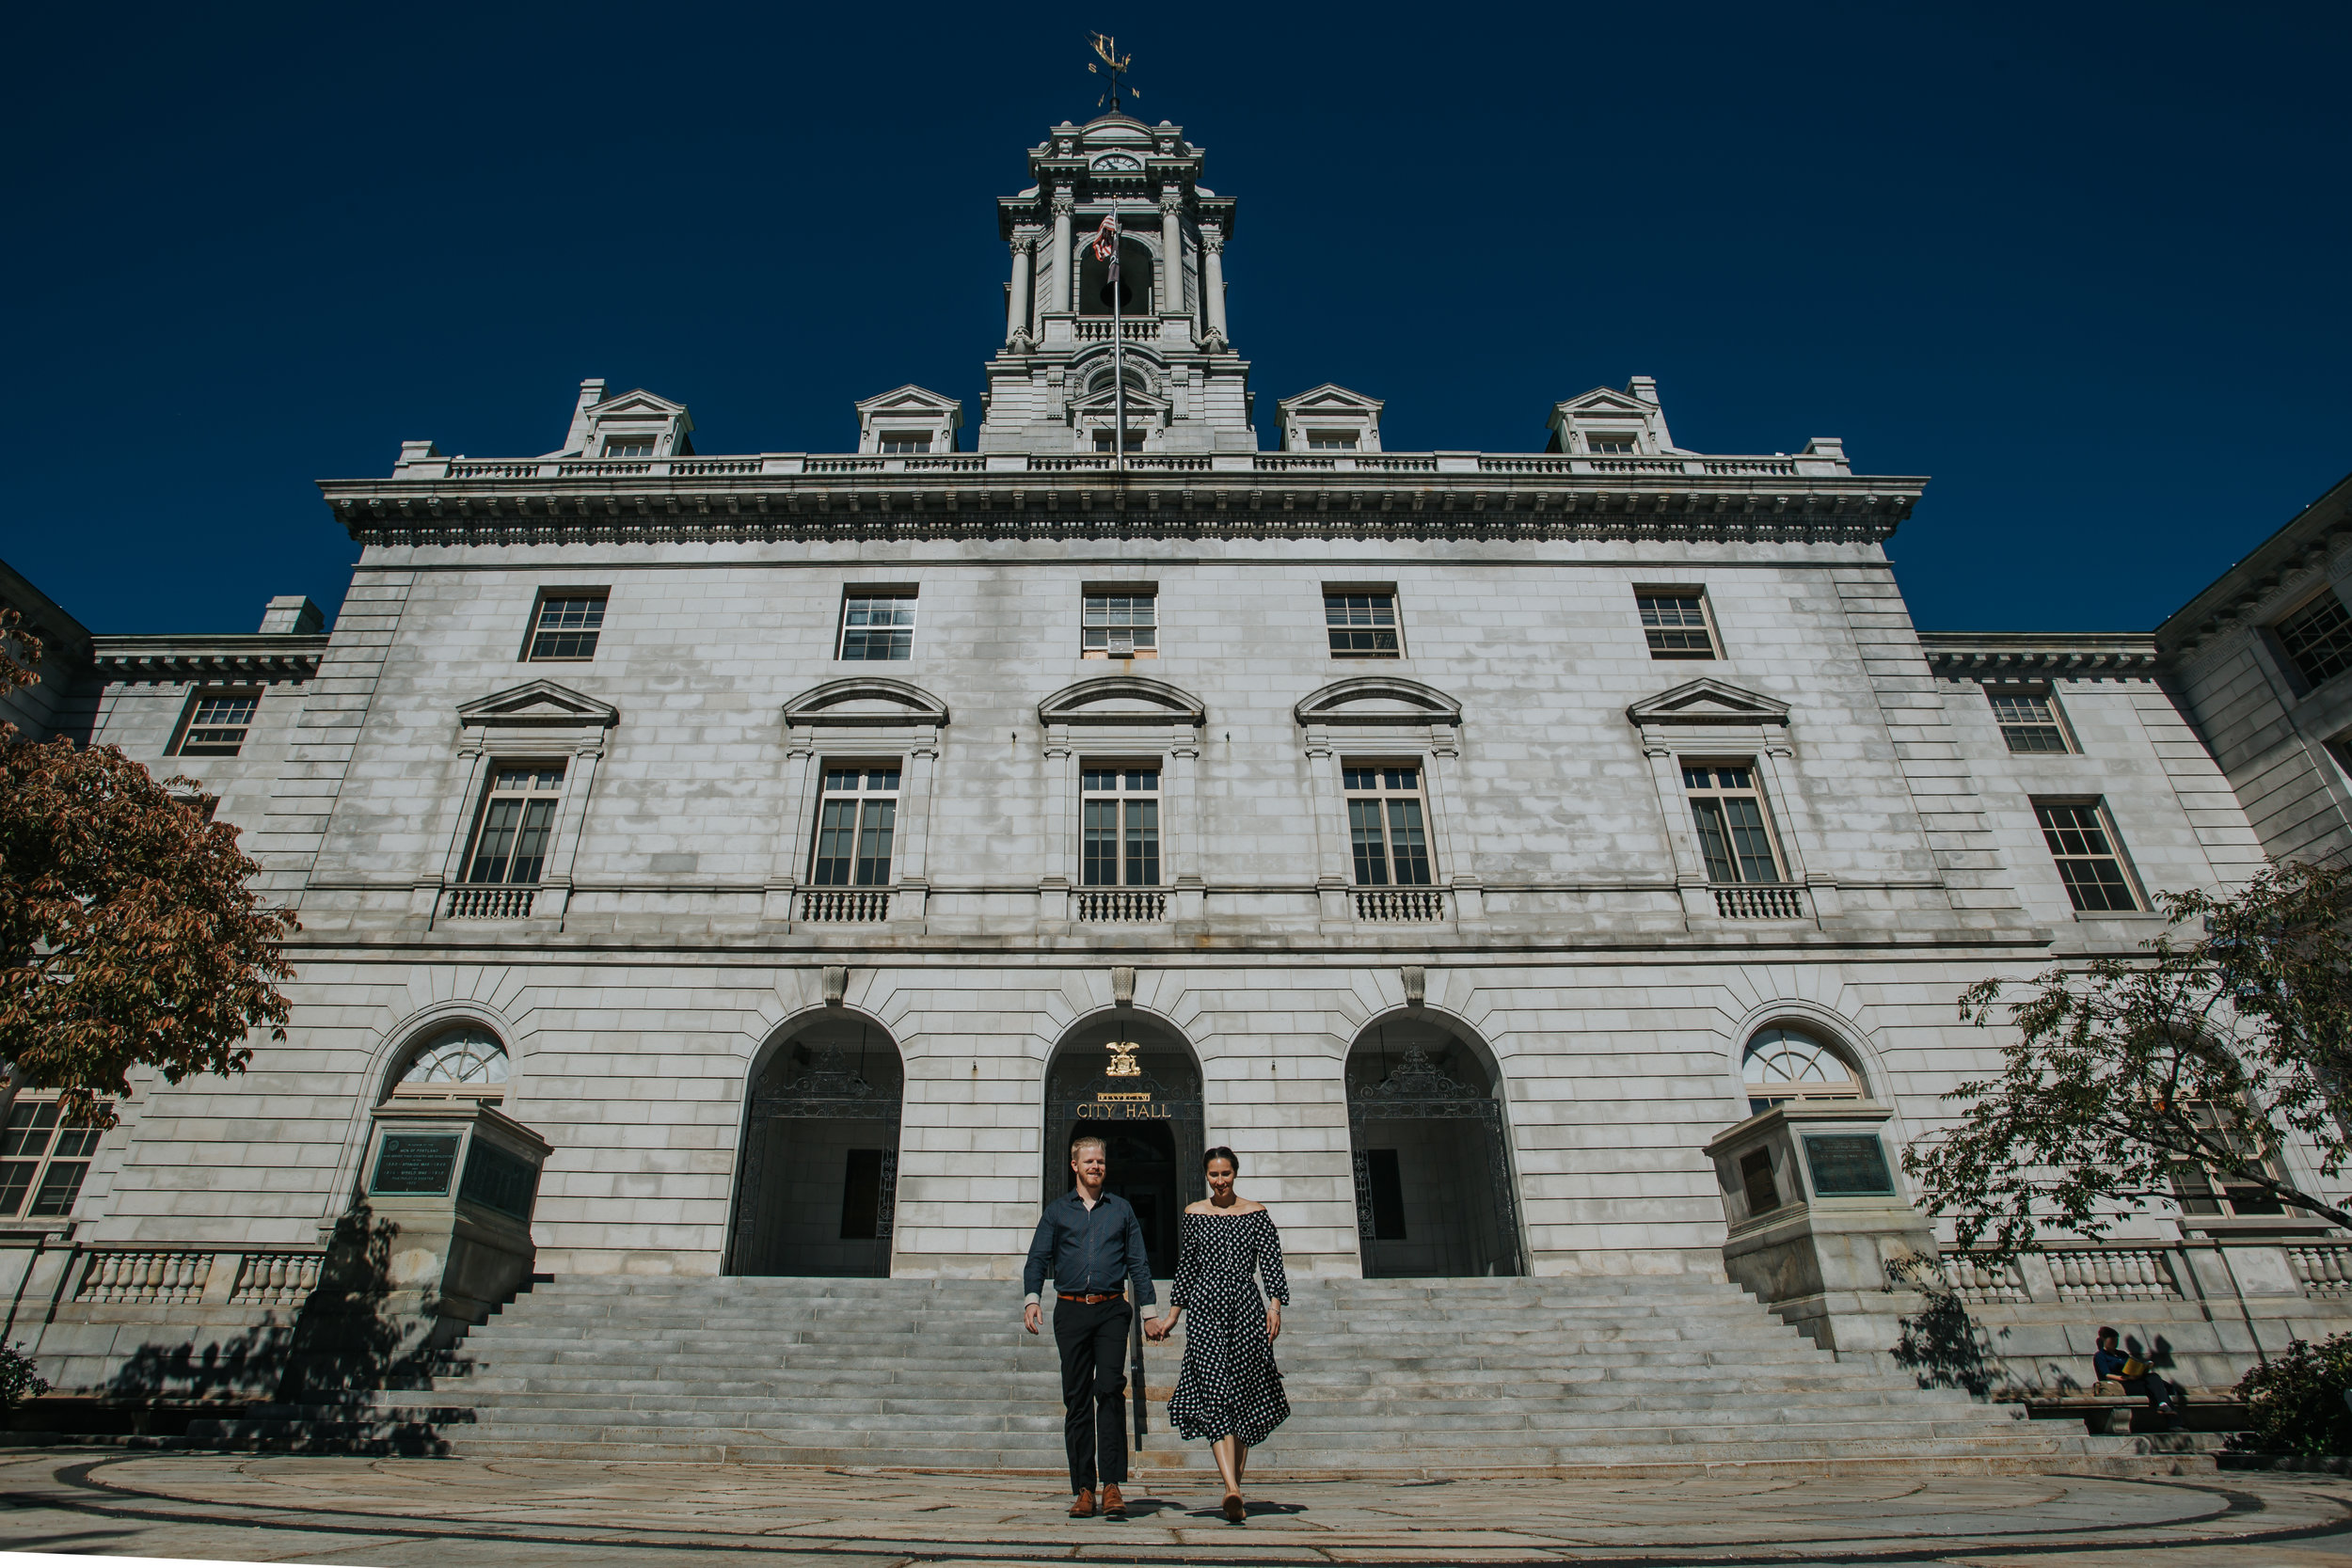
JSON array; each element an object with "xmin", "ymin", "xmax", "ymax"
[{"xmin": 241, "ymin": 1273, "xmax": 2158, "ymax": 1475}]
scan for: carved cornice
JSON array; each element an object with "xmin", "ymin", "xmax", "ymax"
[
  {"xmin": 323, "ymin": 471, "xmax": 1920, "ymax": 549},
  {"xmin": 90, "ymin": 634, "xmax": 326, "ymax": 681},
  {"xmin": 1915, "ymin": 632, "xmax": 2161, "ymax": 676}
]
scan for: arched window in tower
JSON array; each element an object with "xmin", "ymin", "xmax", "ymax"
[
  {"xmin": 389, "ymin": 1023, "xmax": 511, "ymax": 1103},
  {"xmin": 1740, "ymin": 1026, "xmax": 1863, "ymax": 1115}
]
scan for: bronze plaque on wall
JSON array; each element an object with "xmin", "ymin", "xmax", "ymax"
[
  {"xmin": 1802, "ymin": 1134, "xmax": 1895, "ymax": 1197},
  {"xmin": 370, "ymin": 1132, "xmax": 462, "ymax": 1196}
]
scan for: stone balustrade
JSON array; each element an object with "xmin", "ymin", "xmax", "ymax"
[
  {"xmin": 445, "ymin": 886, "xmax": 535, "ymax": 920},
  {"xmin": 799, "ymin": 889, "xmax": 890, "ymax": 924},
  {"xmin": 62, "ymin": 1243, "xmax": 326, "ymax": 1309},
  {"xmin": 1353, "ymin": 887, "xmax": 1445, "ymax": 923},
  {"xmin": 1945, "ymin": 1237, "xmax": 2352, "ymax": 1309},
  {"xmin": 1712, "ymin": 884, "xmax": 1806, "ymax": 921},
  {"xmin": 1073, "ymin": 889, "xmax": 1166, "ymax": 923}
]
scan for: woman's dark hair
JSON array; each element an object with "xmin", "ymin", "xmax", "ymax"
[
  {"xmin": 1202, "ymin": 1146, "xmax": 1240, "ymax": 1175},
  {"xmin": 2096, "ymin": 1325, "xmax": 2119, "ymax": 1344}
]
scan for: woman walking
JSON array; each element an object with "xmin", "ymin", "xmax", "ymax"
[{"xmin": 1146, "ymin": 1146, "xmax": 1290, "ymax": 1524}]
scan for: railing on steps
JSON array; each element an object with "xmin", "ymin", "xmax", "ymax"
[
  {"xmin": 1946, "ymin": 1236, "xmax": 2352, "ymax": 1308},
  {"xmin": 2291, "ymin": 1243, "xmax": 2352, "ymax": 1294}
]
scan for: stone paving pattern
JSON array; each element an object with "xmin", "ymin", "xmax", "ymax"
[{"xmin": 4, "ymin": 1451, "xmax": 2352, "ymax": 1567}]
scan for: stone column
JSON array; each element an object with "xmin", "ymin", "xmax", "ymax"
[
  {"xmin": 1159, "ymin": 190, "xmax": 1184, "ymax": 315},
  {"xmin": 1200, "ymin": 228, "xmax": 1229, "ymax": 346},
  {"xmin": 1050, "ymin": 190, "xmax": 1075, "ymax": 314},
  {"xmin": 1005, "ymin": 237, "xmax": 1033, "ymax": 345}
]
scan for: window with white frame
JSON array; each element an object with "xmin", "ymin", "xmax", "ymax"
[
  {"xmin": 602, "ymin": 436, "xmax": 656, "ymax": 458},
  {"xmin": 526, "ymin": 592, "xmax": 607, "ymax": 661},
  {"xmin": 1326, "ymin": 590, "xmax": 1402, "ymax": 657},
  {"xmin": 811, "ymin": 766, "xmax": 900, "ymax": 886},
  {"xmin": 1987, "ymin": 688, "xmax": 2074, "ymax": 753},
  {"xmin": 1585, "ymin": 433, "xmax": 1639, "ymax": 454},
  {"xmin": 879, "ymin": 432, "xmax": 931, "ymax": 454},
  {"xmin": 0, "ymin": 1099, "xmax": 104, "ymax": 1221},
  {"xmin": 1306, "ymin": 430, "xmax": 1359, "ymax": 450},
  {"xmin": 1637, "ymin": 588, "xmax": 1719, "ymax": 659},
  {"xmin": 2275, "ymin": 592, "xmax": 2352, "ymax": 688},
  {"xmin": 1683, "ymin": 763, "xmax": 1784, "ymax": 885},
  {"xmin": 172, "ymin": 689, "xmax": 260, "ymax": 756},
  {"xmin": 839, "ymin": 592, "xmax": 916, "ymax": 661},
  {"xmin": 1091, "ymin": 427, "xmax": 1145, "ymax": 452},
  {"xmin": 1741, "ymin": 1027, "xmax": 1865, "ymax": 1116},
  {"xmin": 2033, "ymin": 798, "xmax": 2139, "ymax": 912},
  {"xmin": 1081, "ymin": 767, "xmax": 1160, "ymax": 887},
  {"xmin": 2168, "ymin": 1101, "xmax": 2291, "ymax": 1217},
  {"xmin": 390, "ymin": 1024, "xmax": 510, "ymax": 1102},
  {"xmin": 464, "ymin": 765, "xmax": 564, "ymax": 885},
  {"xmin": 1082, "ymin": 591, "xmax": 1157, "ymax": 657},
  {"xmin": 1343, "ymin": 765, "xmax": 1435, "ymax": 886}
]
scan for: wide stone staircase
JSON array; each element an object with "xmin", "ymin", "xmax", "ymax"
[{"xmin": 294, "ymin": 1273, "xmax": 2153, "ymax": 1475}]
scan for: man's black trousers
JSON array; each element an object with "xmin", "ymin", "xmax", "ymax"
[{"xmin": 1053, "ymin": 1296, "xmax": 1131, "ymax": 1493}]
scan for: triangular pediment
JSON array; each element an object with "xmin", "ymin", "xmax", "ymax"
[
  {"xmin": 854, "ymin": 385, "xmax": 961, "ymax": 417},
  {"xmin": 1039, "ymin": 675, "xmax": 1206, "ymax": 727},
  {"xmin": 784, "ymin": 677, "xmax": 950, "ymax": 727},
  {"xmin": 586, "ymin": 388, "xmax": 688, "ymax": 418},
  {"xmin": 1278, "ymin": 383, "xmax": 1385, "ymax": 416},
  {"xmin": 1070, "ymin": 384, "xmax": 1173, "ymax": 417},
  {"xmin": 1555, "ymin": 386, "xmax": 1651, "ymax": 415},
  {"xmin": 1295, "ymin": 676, "xmax": 1462, "ymax": 727},
  {"xmin": 1627, "ymin": 678, "xmax": 1790, "ymax": 726},
  {"xmin": 457, "ymin": 680, "xmax": 620, "ymax": 728}
]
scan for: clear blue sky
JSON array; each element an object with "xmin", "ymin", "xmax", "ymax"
[{"xmin": 4, "ymin": 3, "xmax": 2345, "ymax": 636}]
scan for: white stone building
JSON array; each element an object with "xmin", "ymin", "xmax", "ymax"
[{"xmin": 3, "ymin": 111, "xmax": 2349, "ymax": 1411}]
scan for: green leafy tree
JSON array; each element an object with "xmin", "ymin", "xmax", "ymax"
[
  {"xmin": 1906, "ymin": 861, "xmax": 2352, "ymax": 1261},
  {"xmin": 2234, "ymin": 1333, "xmax": 2352, "ymax": 1454},
  {"xmin": 0, "ymin": 606, "xmax": 297, "ymax": 1126}
]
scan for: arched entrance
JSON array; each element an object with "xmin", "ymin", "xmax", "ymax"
[
  {"xmin": 1043, "ymin": 1016, "xmax": 1204, "ymax": 1278},
  {"xmin": 728, "ymin": 1017, "xmax": 903, "ymax": 1277},
  {"xmin": 1345, "ymin": 1016, "xmax": 1522, "ymax": 1277}
]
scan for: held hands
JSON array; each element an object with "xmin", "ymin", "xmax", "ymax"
[
  {"xmin": 1024, "ymin": 1302, "xmax": 1042, "ymax": 1336},
  {"xmin": 1144, "ymin": 1313, "xmax": 1176, "ymax": 1342}
]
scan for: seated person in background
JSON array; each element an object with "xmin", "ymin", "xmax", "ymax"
[{"xmin": 2093, "ymin": 1325, "xmax": 2184, "ymax": 1428}]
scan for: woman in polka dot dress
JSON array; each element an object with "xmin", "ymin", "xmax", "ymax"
[{"xmin": 1145, "ymin": 1146, "xmax": 1290, "ymax": 1524}]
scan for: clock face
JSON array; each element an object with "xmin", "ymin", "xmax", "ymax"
[{"xmin": 1092, "ymin": 153, "xmax": 1142, "ymax": 172}]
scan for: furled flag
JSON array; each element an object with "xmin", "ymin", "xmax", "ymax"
[{"xmin": 1091, "ymin": 212, "xmax": 1120, "ymax": 268}]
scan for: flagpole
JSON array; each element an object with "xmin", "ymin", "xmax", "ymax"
[{"xmin": 1111, "ymin": 214, "xmax": 1126, "ymax": 481}]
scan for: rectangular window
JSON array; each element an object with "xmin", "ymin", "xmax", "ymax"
[
  {"xmin": 172, "ymin": 690, "xmax": 259, "ymax": 756},
  {"xmin": 1306, "ymin": 430, "xmax": 1359, "ymax": 450},
  {"xmin": 1366, "ymin": 1148, "xmax": 1407, "ymax": 1240},
  {"xmin": 0, "ymin": 1099, "xmax": 104, "ymax": 1221},
  {"xmin": 2035, "ymin": 799, "xmax": 2139, "ymax": 912},
  {"xmin": 1092, "ymin": 428, "xmax": 1145, "ymax": 451},
  {"xmin": 1081, "ymin": 591, "xmax": 1158, "ymax": 657},
  {"xmin": 879, "ymin": 433, "xmax": 931, "ymax": 453},
  {"xmin": 839, "ymin": 592, "xmax": 916, "ymax": 661},
  {"xmin": 1326, "ymin": 591, "xmax": 1402, "ymax": 657},
  {"xmin": 810, "ymin": 766, "xmax": 900, "ymax": 887},
  {"xmin": 839, "ymin": 1148, "xmax": 886, "ymax": 1238},
  {"xmin": 464, "ymin": 765, "xmax": 564, "ymax": 885},
  {"xmin": 527, "ymin": 592, "xmax": 607, "ymax": 661},
  {"xmin": 602, "ymin": 436, "xmax": 655, "ymax": 458},
  {"xmin": 1987, "ymin": 688, "xmax": 2074, "ymax": 753},
  {"xmin": 1343, "ymin": 765, "xmax": 1435, "ymax": 886},
  {"xmin": 1683, "ymin": 764, "xmax": 1783, "ymax": 885},
  {"xmin": 2169, "ymin": 1103, "xmax": 2291, "ymax": 1217},
  {"xmin": 2276, "ymin": 593, "xmax": 2352, "ymax": 688},
  {"xmin": 1637, "ymin": 589, "xmax": 1719, "ymax": 659},
  {"xmin": 1586, "ymin": 434, "xmax": 1638, "ymax": 454},
  {"xmin": 1081, "ymin": 768, "xmax": 1161, "ymax": 887}
]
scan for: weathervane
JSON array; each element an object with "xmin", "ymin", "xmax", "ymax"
[{"xmin": 1087, "ymin": 32, "xmax": 1138, "ymax": 115}]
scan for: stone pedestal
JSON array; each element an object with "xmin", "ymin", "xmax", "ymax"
[
  {"xmin": 358, "ymin": 1101, "xmax": 551, "ymax": 1329},
  {"xmin": 1705, "ymin": 1101, "xmax": 1936, "ymax": 1366}
]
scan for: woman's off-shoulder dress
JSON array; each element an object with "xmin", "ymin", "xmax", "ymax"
[{"xmin": 1166, "ymin": 1208, "xmax": 1292, "ymax": 1447}]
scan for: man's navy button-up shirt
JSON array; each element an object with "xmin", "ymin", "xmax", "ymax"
[{"xmin": 1023, "ymin": 1189, "xmax": 1155, "ymax": 1305}]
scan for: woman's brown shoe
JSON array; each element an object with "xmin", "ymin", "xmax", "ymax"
[
  {"xmin": 1069, "ymin": 1488, "xmax": 1096, "ymax": 1517},
  {"xmin": 1222, "ymin": 1493, "xmax": 1246, "ymax": 1524}
]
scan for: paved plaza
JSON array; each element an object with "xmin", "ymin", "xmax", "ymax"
[{"xmin": 1, "ymin": 1451, "xmax": 2351, "ymax": 1567}]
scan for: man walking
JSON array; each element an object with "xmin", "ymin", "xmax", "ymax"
[{"xmin": 1024, "ymin": 1133, "xmax": 1159, "ymax": 1519}]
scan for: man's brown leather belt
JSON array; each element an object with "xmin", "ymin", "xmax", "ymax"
[{"xmin": 1057, "ymin": 1291, "xmax": 1123, "ymax": 1304}]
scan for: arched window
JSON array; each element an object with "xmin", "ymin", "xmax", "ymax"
[
  {"xmin": 1741, "ymin": 1026, "xmax": 1863, "ymax": 1114},
  {"xmin": 389, "ymin": 1023, "xmax": 510, "ymax": 1102}
]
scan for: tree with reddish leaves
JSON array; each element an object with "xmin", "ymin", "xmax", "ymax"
[{"xmin": 1, "ymin": 606, "xmax": 296, "ymax": 1127}]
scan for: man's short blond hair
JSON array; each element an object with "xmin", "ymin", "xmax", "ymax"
[{"xmin": 1070, "ymin": 1133, "xmax": 1108, "ymax": 1162}]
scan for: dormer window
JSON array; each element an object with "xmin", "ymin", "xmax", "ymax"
[
  {"xmin": 1307, "ymin": 430, "xmax": 1359, "ymax": 450},
  {"xmin": 880, "ymin": 433, "xmax": 932, "ymax": 454},
  {"xmin": 1585, "ymin": 433, "xmax": 1639, "ymax": 454},
  {"xmin": 602, "ymin": 436, "xmax": 656, "ymax": 458}
]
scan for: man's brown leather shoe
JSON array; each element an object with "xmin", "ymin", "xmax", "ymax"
[
  {"xmin": 1101, "ymin": 1483, "xmax": 1126, "ymax": 1518},
  {"xmin": 1069, "ymin": 1489, "xmax": 1096, "ymax": 1518}
]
